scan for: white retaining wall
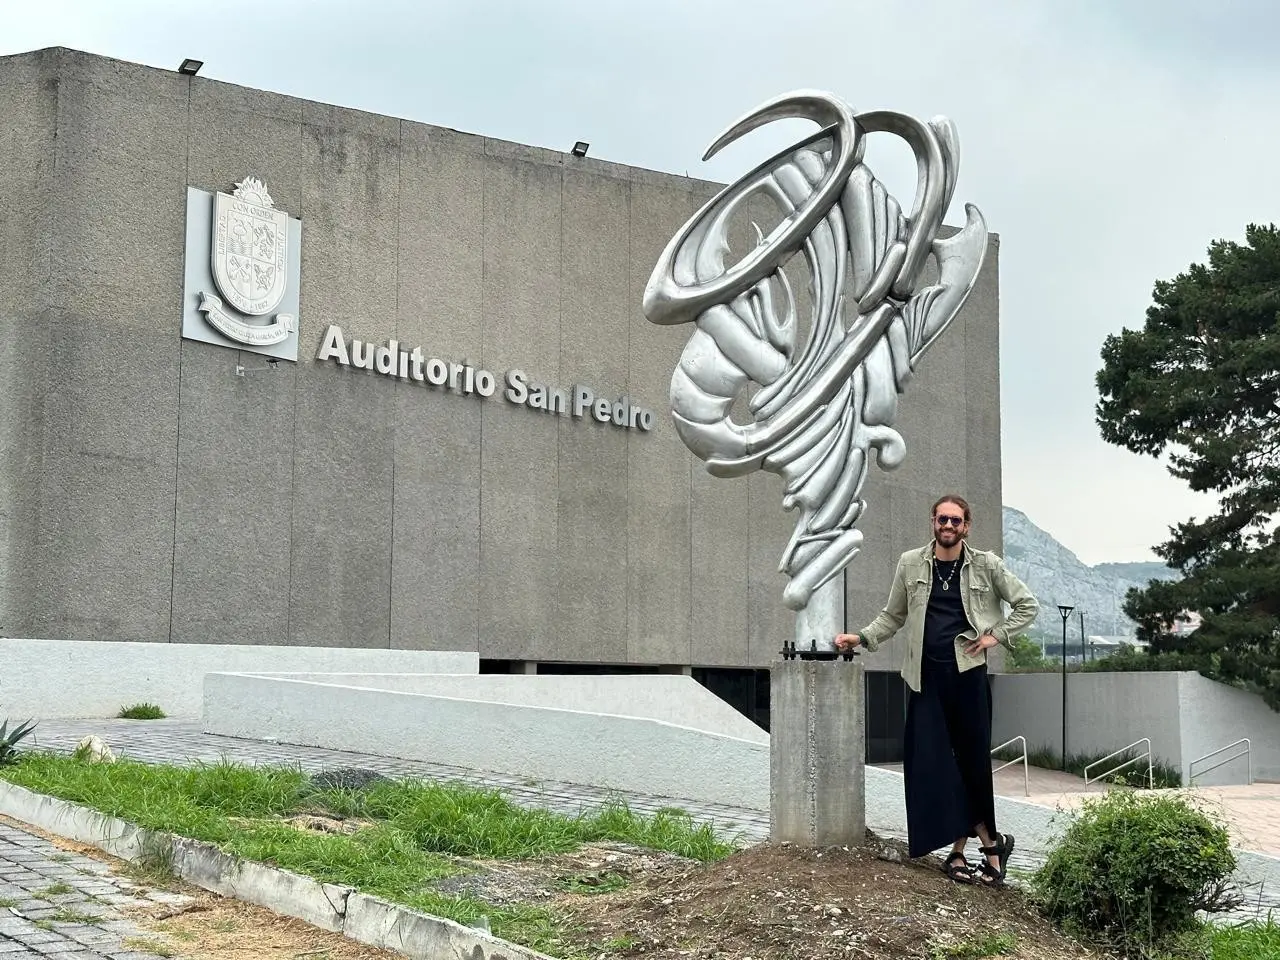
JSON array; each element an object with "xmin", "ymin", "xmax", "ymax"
[
  {"xmin": 234, "ymin": 673, "xmax": 766, "ymax": 742},
  {"xmin": 991, "ymin": 671, "xmax": 1184, "ymax": 772},
  {"xmin": 991, "ymin": 671, "xmax": 1280, "ymax": 785},
  {"xmin": 1178, "ymin": 672, "xmax": 1280, "ymax": 785},
  {"xmin": 0, "ymin": 638, "xmax": 478, "ymax": 719}
]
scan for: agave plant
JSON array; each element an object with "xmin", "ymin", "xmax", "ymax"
[{"xmin": 0, "ymin": 718, "xmax": 36, "ymax": 765}]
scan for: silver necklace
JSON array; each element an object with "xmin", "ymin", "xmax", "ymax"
[{"xmin": 935, "ymin": 554, "xmax": 960, "ymax": 592}]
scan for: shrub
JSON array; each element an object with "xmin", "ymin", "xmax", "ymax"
[
  {"xmin": 117, "ymin": 703, "xmax": 166, "ymax": 720},
  {"xmin": 1032, "ymin": 791, "xmax": 1240, "ymax": 954},
  {"xmin": 1004, "ymin": 634, "xmax": 1052, "ymax": 672},
  {"xmin": 0, "ymin": 719, "xmax": 37, "ymax": 765}
]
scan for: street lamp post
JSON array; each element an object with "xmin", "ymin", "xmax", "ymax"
[
  {"xmin": 1079, "ymin": 610, "xmax": 1087, "ymax": 664},
  {"xmin": 1058, "ymin": 603, "xmax": 1075, "ymax": 770}
]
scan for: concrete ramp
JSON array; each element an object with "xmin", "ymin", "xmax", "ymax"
[{"xmin": 203, "ymin": 672, "xmax": 768, "ymax": 809}]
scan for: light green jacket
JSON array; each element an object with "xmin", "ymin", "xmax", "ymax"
[{"xmin": 858, "ymin": 542, "xmax": 1039, "ymax": 693}]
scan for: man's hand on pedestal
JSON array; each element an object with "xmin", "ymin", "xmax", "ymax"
[{"xmin": 834, "ymin": 633, "xmax": 861, "ymax": 651}]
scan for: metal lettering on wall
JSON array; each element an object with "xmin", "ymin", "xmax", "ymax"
[
  {"xmin": 181, "ymin": 177, "xmax": 301, "ymax": 362},
  {"xmin": 317, "ymin": 324, "xmax": 656, "ymax": 432}
]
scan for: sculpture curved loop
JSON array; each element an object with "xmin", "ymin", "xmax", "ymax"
[{"xmin": 642, "ymin": 90, "xmax": 988, "ymax": 613}]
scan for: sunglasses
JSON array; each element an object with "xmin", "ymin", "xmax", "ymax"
[{"xmin": 934, "ymin": 515, "xmax": 966, "ymax": 527}]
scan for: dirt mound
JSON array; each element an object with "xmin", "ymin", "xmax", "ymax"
[
  {"xmin": 436, "ymin": 841, "xmax": 697, "ymax": 907},
  {"xmin": 558, "ymin": 842, "xmax": 1108, "ymax": 959}
]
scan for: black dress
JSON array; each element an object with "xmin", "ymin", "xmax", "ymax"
[{"xmin": 901, "ymin": 551, "xmax": 998, "ymax": 858}]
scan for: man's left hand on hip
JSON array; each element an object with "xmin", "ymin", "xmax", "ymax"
[{"xmin": 964, "ymin": 633, "xmax": 999, "ymax": 656}]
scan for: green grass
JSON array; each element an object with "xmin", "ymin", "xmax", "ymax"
[
  {"xmin": 50, "ymin": 906, "xmax": 104, "ymax": 923},
  {"xmin": 555, "ymin": 870, "xmax": 630, "ymax": 895},
  {"xmin": 0, "ymin": 752, "xmax": 736, "ymax": 955},
  {"xmin": 32, "ymin": 882, "xmax": 73, "ymax": 898},
  {"xmin": 1207, "ymin": 917, "xmax": 1280, "ymax": 959},
  {"xmin": 122, "ymin": 937, "xmax": 177, "ymax": 957},
  {"xmin": 117, "ymin": 703, "xmax": 166, "ymax": 720}
]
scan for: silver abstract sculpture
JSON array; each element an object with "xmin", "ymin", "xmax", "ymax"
[{"xmin": 643, "ymin": 91, "xmax": 987, "ymax": 652}]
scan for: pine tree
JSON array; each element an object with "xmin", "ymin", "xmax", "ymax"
[{"xmin": 1096, "ymin": 224, "xmax": 1280, "ymax": 709}]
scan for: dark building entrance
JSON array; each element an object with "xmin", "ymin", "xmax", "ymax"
[
  {"xmin": 481, "ymin": 659, "xmax": 910, "ymax": 764},
  {"xmin": 692, "ymin": 666, "xmax": 908, "ymax": 763}
]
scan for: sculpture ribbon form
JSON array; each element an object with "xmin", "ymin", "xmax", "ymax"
[{"xmin": 643, "ymin": 91, "xmax": 987, "ymax": 648}]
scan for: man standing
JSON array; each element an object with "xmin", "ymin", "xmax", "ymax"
[{"xmin": 835, "ymin": 494, "xmax": 1038, "ymax": 887}]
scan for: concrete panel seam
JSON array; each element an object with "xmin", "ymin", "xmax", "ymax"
[
  {"xmin": 166, "ymin": 75, "xmax": 197, "ymax": 644},
  {"xmin": 625, "ymin": 181, "xmax": 633, "ymax": 656},
  {"xmin": 387, "ymin": 117, "xmax": 403, "ymax": 652}
]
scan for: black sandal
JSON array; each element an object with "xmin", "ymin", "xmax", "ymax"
[
  {"xmin": 974, "ymin": 858, "xmax": 1004, "ymax": 888},
  {"xmin": 977, "ymin": 834, "xmax": 1018, "ymax": 885},
  {"xmin": 942, "ymin": 851, "xmax": 975, "ymax": 884},
  {"xmin": 978, "ymin": 833, "xmax": 1015, "ymax": 884}
]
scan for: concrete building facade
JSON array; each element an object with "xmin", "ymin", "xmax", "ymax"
[{"xmin": 0, "ymin": 48, "xmax": 1004, "ymax": 700}]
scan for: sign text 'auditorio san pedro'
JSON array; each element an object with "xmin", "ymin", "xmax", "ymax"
[{"xmin": 316, "ymin": 324, "xmax": 657, "ymax": 432}]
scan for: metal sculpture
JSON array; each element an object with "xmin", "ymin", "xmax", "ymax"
[{"xmin": 642, "ymin": 91, "xmax": 987, "ymax": 653}]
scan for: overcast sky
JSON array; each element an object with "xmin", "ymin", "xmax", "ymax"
[{"xmin": 7, "ymin": 0, "xmax": 1277, "ymax": 565}]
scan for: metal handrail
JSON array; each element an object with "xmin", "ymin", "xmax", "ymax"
[
  {"xmin": 991, "ymin": 735, "xmax": 1030, "ymax": 797},
  {"xmin": 1189, "ymin": 738, "xmax": 1252, "ymax": 785},
  {"xmin": 1084, "ymin": 737, "xmax": 1154, "ymax": 788}
]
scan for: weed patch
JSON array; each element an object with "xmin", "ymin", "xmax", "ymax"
[{"xmin": 117, "ymin": 703, "xmax": 167, "ymax": 720}]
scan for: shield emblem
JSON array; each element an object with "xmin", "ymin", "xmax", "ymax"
[{"xmin": 211, "ymin": 189, "xmax": 289, "ymax": 317}]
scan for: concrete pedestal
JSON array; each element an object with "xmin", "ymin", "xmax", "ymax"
[{"xmin": 769, "ymin": 658, "xmax": 866, "ymax": 846}]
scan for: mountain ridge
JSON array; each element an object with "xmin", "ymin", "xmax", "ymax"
[{"xmin": 1001, "ymin": 505, "xmax": 1179, "ymax": 638}]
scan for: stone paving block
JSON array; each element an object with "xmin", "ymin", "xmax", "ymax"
[
  {"xmin": 18, "ymin": 932, "xmax": 62, "ymax": 943},
  {"xmin": 48, "ymin": 928, "xmax": 103, "ymax": 943}
]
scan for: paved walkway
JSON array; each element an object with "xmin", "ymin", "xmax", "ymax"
[
  {"xmin": 886, "ymin": 757, "xmax": 1280, "ymax": 857},
  {"xmin": 24, "ymin": 718, "xmax": 771, "ymax": 838},
  {"xmin": 0, "ymin": 819, "xmax": 191, "ymax": 959},
  {"xmin": 879, "ymin": 760, "xmax": 1111, "ymax": 799},
  {"xmin": 14, "ymin": 720, "xmax": 1280, "ymax": 924}
]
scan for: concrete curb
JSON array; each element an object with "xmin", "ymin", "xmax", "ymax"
[{"xmin": 0, "ymin": 780, "xmax": 556, "ymax": 960}]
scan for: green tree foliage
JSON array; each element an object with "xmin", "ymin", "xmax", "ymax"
[
  {"xmin": 1096, "ymin": 223, "xmax": 1280, "ymax": 709},
  {"xmin": 1004, "ymin": 633, "xmax": 1051, "ymax": 671}
]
